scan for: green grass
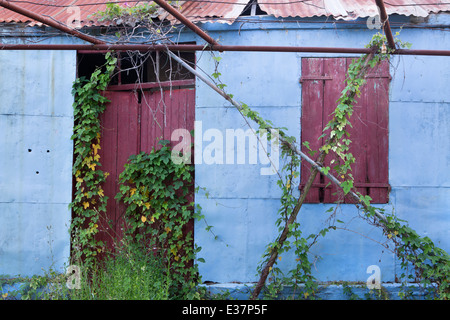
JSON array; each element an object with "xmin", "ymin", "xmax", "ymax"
[
  {"xmin": 1, "ymin": 245, "xmax": 186, "ymax": 300},
  {"xmin": 69, "ymin": 247, "xmax": 171, "ymax": 300}
]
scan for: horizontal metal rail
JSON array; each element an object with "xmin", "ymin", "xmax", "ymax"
[{"xmin": 1, "ymin": 43, "xmax": 450, "ymax": 56}]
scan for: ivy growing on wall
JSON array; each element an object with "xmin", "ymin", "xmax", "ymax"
[
  {"xmin": 115, "ymin": 141, "xmax": 204, "ymax": 299},
  {"xmin": 67, "ymin": 9, "xmax": 450, "ymax": 299},
  {"xmin": 69, "ymin": 50, "xmax": 205, "ymax": 299},
  {"xmin": 208, "ymin": 32, "xmax": 449, "ymax": 300},
  {"xmin": 69, "ymin": 52, "xmax": 117, "ymax": 268}
]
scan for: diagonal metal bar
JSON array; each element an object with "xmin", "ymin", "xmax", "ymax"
[
  {"xmin": 152, "ymin": 0, "xmax": 219, "ymax": 46},
  {"xmin": 375, "ymin": 0, "xmax": 396, "ymax": 49},
  {"xmin": 167, "ymin": 49, "xmax": 388, "ymax": 300},
  {"xmin": 166, "ymin": 48, "xmax": 387, "ymax": 224},
  {"xmin": 0, "ymin": 0, "xmax": 104, "ymax": 44}
]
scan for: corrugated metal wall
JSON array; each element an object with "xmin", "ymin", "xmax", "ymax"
[
  {"xmin": 193, "ymin": 15, "xmax": 450, "ymax": 286},
  {"xmin": 0, "ymin": 49, "xmax": 76, "ymax": 277}
]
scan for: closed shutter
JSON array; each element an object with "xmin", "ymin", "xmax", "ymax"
[{"xmin": 300, "ymin": 57, "xmax": 390, "ymax": 204}]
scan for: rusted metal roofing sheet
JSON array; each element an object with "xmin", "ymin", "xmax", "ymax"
[
  {"xmin": 0, "ymin": 0, "xmax": 151, "ymax": 27},
  {"xmin": 167, "ymin": 0, "xmax": 248, "ymax": 23},
  {"xmin": 1, "ymin": 0, "xmax": 450, "ymax": 27},
  {"xmin": 259, "ymin": 0, "xmax": 450, "ymax": 20}
]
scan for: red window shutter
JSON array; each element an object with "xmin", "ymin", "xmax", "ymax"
[{"xmin": 300, "ymin": 58, "xmax": 390, "ymax": 204}]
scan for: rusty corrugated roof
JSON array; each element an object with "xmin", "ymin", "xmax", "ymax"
[
  {"xmin": 0, "ymin": 0, "xmax": 153, "ymax": 27},
  {"xmin": 1, "ymin": 0, "xmax": 450, "ymax": 27},
  {"xmin": 164, "ymin": 0, "xmax": 249, "ymax": 23},
  {"xmin": 258, "ymin": 0, "xmax": 450, "ymax": 20}
]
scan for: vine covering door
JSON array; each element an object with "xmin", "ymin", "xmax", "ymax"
[{"xmin": 97, "ymin": 86, "xmax": 195, "ymax": 249}]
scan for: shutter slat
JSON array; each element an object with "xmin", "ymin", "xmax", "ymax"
[{"xmin": 301, "ymin": 58, "xmax": 324, "ymax": 203}]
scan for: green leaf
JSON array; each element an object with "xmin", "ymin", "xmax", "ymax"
[{"xmin": 340, "ymin": 180, "xmax": 353, "ymax": 194}]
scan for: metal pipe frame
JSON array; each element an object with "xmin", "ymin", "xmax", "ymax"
[
  {"xmin": 375, "ymin": 0, "xmax": 396, "ymax": 49},
  {"xmin": 0, "ymin": 43, "xmax": 372, "ymax": 53},
  {"xmin": 152, "ymin": 0, "xmax": 219, "ymax": 46},
  {"xmin": 0, "ymin": 0, "xmax": 105, "ymax": 44},
  {"xmin": 0, "ymin": 0, "xmax": 449, "ymax": 56},
  {"xmin": 1, "ymin": 43, "xmax": 450, "ymax": 56}
]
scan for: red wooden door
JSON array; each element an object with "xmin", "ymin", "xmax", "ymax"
[
  {"xmin": 300, "ymin": 57, "xmax": 390, "ymax": 204},
  {"xmin": 97, "ymin": 86, "xmax": 195, "ymax": 249}
]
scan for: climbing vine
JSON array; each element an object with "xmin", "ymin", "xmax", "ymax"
[
  {"xmin": 68, "ymin": 50, "xmax": 206, "ymax": 298},
  {"xmin": 91, "ymin": 1, "xmax": 180, "ymax": 44},
  {"xmin": 208, "ymin": 32, "xmax": 449, "ymax": 300},
  {"xmin": 115, "ymin": 141, "xmax": 203, "ymax": 299},
  {"xmin": 66, "ymin": 17, "xmax": 449, "ymax": 299},
  {"xmin": 69, "ymin": 52, "xmax": 117, "ymax": 267}
]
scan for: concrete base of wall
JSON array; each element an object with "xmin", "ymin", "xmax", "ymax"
[
  {"xmin": 201, "ymin": 282, "xmax": 435, "ymax": 300},
  {"xmin": 1, "ymin": 279, "xmax": 436, "ymax": 300}
]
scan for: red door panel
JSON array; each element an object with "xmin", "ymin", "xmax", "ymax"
[{"xmin": 96, "ymin": 87, "xmax": 195, "ymax": 250}]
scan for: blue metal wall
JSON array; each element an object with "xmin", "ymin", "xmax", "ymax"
[
  {"xmin": 0, "ymin": 13, "xmax": 448, "ymax": 299},
  {"xmin": 0, "ymin": 39, "xmax": 76, "ymax": 277},
  {"xmin": 193, "ymin": 14, "xmax": 450, "ymax": 289}
]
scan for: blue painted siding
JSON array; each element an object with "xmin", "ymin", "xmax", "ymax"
[
  {"xmin": 0, "ymin": 45, "xmax": 76, "ymax": 277},
  {"xmin": 0, "ymin": 13, "xmax": 448, "ymax": 299},
  {"xmin": 193, "ymin": 14, "xmax": 450, "ymax": 288}
]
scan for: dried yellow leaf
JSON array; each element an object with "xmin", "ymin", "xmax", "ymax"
[{"xmin": 92, "ymin": 143, "xmax": 101, "ymax": 155}]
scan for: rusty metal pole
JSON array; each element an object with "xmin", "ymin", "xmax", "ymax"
[
  {"xmin": 152, "ymin": 0, "xmax": 219, "ymax": 46},
  {"xmin": 1, "ymin": 44, "xmax": 450, "ymax": 56},
  {"xmin": 0, "ymin": 43, "xmax": 374, "ymax": 53},
  {"xmin": 375, "ymin": 0, "xmax": 396, "ymax": 49},
  {"xmin": 0, "ymin": 0, "xmax": 104, "ymax": 44}
]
